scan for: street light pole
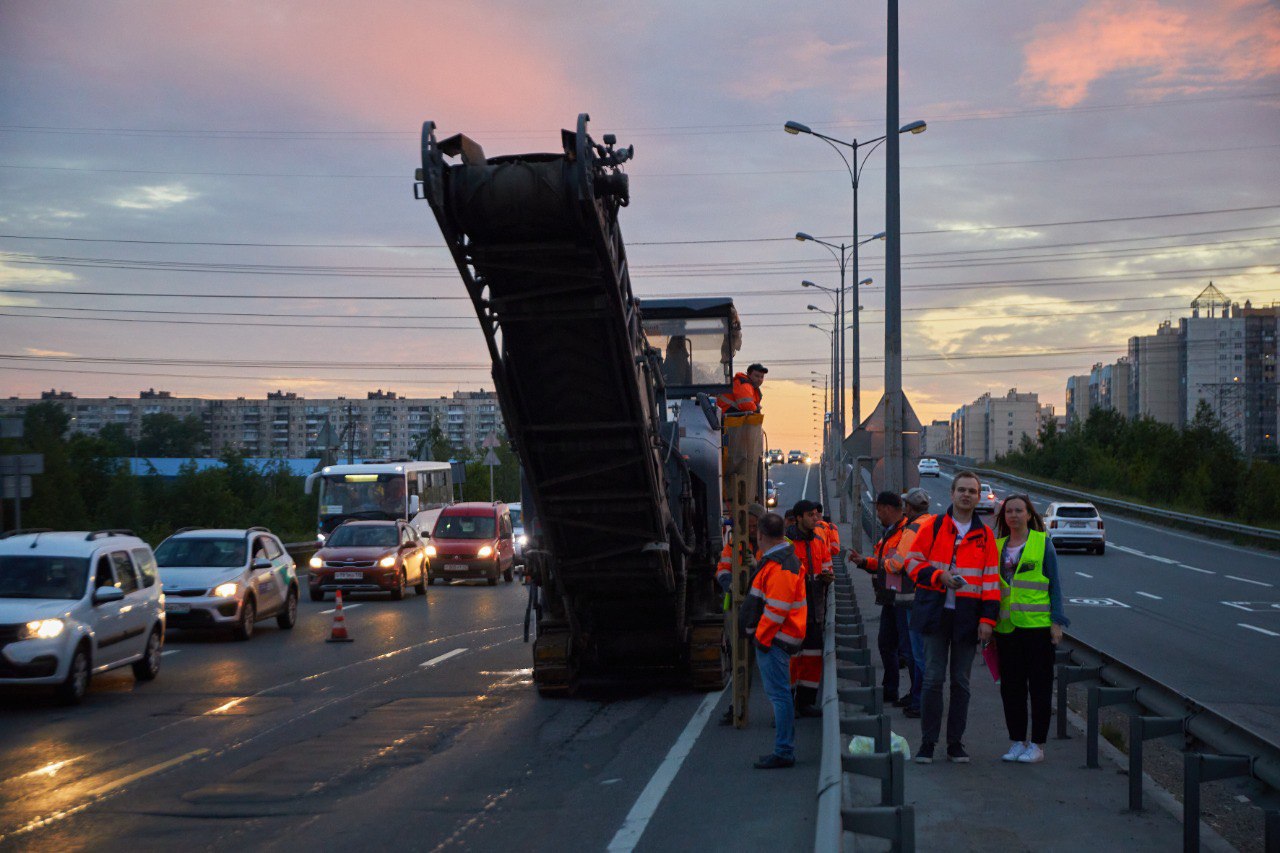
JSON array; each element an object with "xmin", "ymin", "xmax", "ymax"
[{"xmin": 885, "ymin": 0, "xmax": 904, "ymax": 493}]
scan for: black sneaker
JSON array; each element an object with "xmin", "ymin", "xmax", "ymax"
[
  {"xmin": 718, "ymin": 708, "xmax": 734, "ymax": 726},
  {"xmin": 754, "ymin": 753, "xmax": 796, "ymax": 770},
  {"xmin": 892, "ymin": 696, "xmax": 911, "ymax": 708},
  {"xmin": 947, "ymin": 743, "xmax": 970, "ymax": 763},
  {"xmin": 915, "ymin": 742, "xmax": 935, "ymax": 764},
  {"xmin": 796, "ymin": 705, "xmax": 823, "ymax": 718},
  {"xmin": 903, "ymin": 706, "xmax": 921, "ymax": 718}
]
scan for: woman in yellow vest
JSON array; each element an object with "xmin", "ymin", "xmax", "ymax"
[{"xmin": 993, "ymin": 494, "xmax": 1069, "ymax": 764}]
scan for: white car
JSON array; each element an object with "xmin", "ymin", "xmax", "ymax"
[
  {"xmin": 155, "ymin": 527, "xmax": 298, "ymax": 640},
  {"xmin": 1046, "ymin": 503, "xmax": 1105, "ymax": 554},
  {"xmin": 976, "ymin": 483, "xmax": 998, "ymax": 513},
  {"xmin": 0, "ymin": 529, "xmax": 165, "ymax": 704},
  {"xmin": 917, "ymin": 458, "xmax": 941, "ymax": 477}
]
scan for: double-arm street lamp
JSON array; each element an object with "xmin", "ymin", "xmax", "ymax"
[{"xmin": 786, "ymin": 118, "xmax": 926, "ymax": 493}]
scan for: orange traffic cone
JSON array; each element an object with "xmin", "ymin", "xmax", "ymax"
[{"xmin": 327, "ymin": 589, "xmax": 354, "ymax": 643}]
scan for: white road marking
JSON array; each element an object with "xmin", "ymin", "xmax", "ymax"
[
  {"xmin": 161, "ymin": 649, "xmax": 181, "ymax": 656},
  {"xmin": 1111, "ymin": 544, "xmax": 1146, "ymax": 557},
  {"xmin": 319, "ymin": 603, "xmax": 363, "ymax": 614},
  {"xmin": 1177, "ymin": 563, "xmax": 1215, "ymax": 575},
  {"xmin": 419, "ymin": 648, "xmax": 467, "ymax": 668},
  {"xmin": 801, "ymin": 464, "xmax": 813, "ymax": 499},
  {"xmin": 1238, "ymin": 623, "xmax": 1280, "ymax": 637},
  {"xmin": 606, "ymin": 688, "xmax": 725, "ymax": 852},
  {"xmin": 1135, "ymin": 591, "xmax": 1163, "ymax": 600},
  {"xmin": 1225, "ymin": 575, "xmax": 1273, "ymax": 588},
  {"xmin": 1221, "ymin": 601, "xmax": 1280, "ymax": 613},
  {"xmin": 1075, "ymin": 572, "xmax": 1093, "ymax": 579},
  {"xmin": 601, "ymin": 778, "xmax": 622, "ymax": 785}
]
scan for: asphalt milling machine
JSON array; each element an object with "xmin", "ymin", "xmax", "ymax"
[{"xmin": 415, "ymin": 114, "xmax": 764, "ymax": 701}]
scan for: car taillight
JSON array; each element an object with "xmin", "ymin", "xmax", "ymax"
[
  {"xmin": 1049, "ymin": 520, "xmax": 1058, "ymax": 529},
  {"xmin": 1097, "ymin": 520, "xmax": 1104, "ymax": 530}
]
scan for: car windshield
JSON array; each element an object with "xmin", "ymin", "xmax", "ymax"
[
  {"xmin": 0, "ymin": 556, "xmax": 89, "ymax": 600},
  {"xmin": 508, "ymin": 506, "xmax": 522, "ymax": 529},
  {"xmin": 318, "ymin": 473, "xmax": 406, "ymax": 518},
  {"xmin": 433, "ymin": 515, "xmax": 497, "ymax": 540},
  {"xmin": 156, "ymin": 538, "xmax": 246, "ymax": 568},
  {"xmin": 981, "ymin": 484, "xmax": 993, "ymax": 493},
  {"xmin": 1057, "ymin": 506, "xmax": 1099, "ymax": 519},
  {"xmin": 327, "ymin": 525, "xmax": 398, "ymax": 548}
]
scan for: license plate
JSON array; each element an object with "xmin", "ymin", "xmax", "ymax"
[
  {"xmin": 334, "ymin": 571, "xmax": 363, "ymax": 580},
  {"xmin": 1069, "ymin": 522, "xmax": 1087, "ymax": 528},
  {"xmin": 166, "ymin": 603, "xmax": 190, "ymax": 614},
  {"xmin": 444, "ymin": 564, "xmax": 469, "ymax": 572}
]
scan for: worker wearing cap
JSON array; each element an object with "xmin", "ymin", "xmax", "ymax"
[
  {"xmin": 885, "ymin": 487, "xmax": 932, "ymax": 717},
  {"xmin": 716, "ymin": 363, "xmax": 766, "ymax": 413},
  {"xmin": 851, "ymin": 492, "xmax": 914, "ymax": 707},
  {"xmin": 786, "ymin": 499, "xmax": 833, "ymax": 716}
]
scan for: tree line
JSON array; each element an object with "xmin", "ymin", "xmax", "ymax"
[
  {"xmin": 2, "ymin": 402, "xmax": 522, "ymax": 544},
  {"xmin": 996, "ymin": 402, "xmax": 1280, "ymax": 526}
]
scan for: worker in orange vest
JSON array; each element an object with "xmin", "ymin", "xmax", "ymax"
[
  {"xmin": 716, "ymin": 363, "xmax": 766, "ymax": 413},
  {"xmin": 786, "ymin": 499, "xmax": 833, "ymax": 716},
  {"xmin": 814, "ymin": 503, "xmax": 842, "ymax": 555}
]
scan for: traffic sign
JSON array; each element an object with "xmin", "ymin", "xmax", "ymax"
[
  {"xmin": 483, "ymin": 448, "xmax": 500, "ymax": 466},
  {"xmin": 481, "ymin": 432, "xmax": 501, "ymax": 450},
  {"xmin": 1, "ymin": 475, "xmax": 32, "ymax": 500},
  {"xmin": 0, "ymin": 454, "xmax": 43, "ymax": 477}
]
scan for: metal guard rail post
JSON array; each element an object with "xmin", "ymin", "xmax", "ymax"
[
  {"xmin": 941, "ymin": 459, "xmax": 1280, "ymax": 545},
  {"xmin": 815, "ymin": 554, "xmax": 842, "ymax": 851}
]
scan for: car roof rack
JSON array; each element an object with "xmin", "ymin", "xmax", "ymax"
[
  {"xmin": 0, "ymin": 527, "xmax": 54, "ymax": 540},
  {"xmin": 85, "ymin": 529, "xmax": 136, "ymax": 541}
]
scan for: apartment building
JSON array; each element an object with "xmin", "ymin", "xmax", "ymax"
[
  {"xmin": 949, "ymin": 389, "xmax": 1049, "ymax": 461},
  {"xmin": 1064, "ymin": 374, "xmax": 1091, "ymax": 424},
  {"xmin": 920, "ymin": 419, "xmax": 951, "ymax": 456},
  {"xmin": 1128, "ymin": 320, "xmax": 1183, "ymax": 427},
  {"xmin": 1, "ymin": 388, "xmax": 505, "ymax": 458}
]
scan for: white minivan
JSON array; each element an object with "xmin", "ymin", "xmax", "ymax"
[{"xmin": 0, "ymin": 529, "xmax": 165, "ymax": 704}]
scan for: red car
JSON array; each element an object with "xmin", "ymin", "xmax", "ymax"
[
  {"xmin": 426, "ymin": 502, "xmax": 516, "ymax": 586},
  {"xmin": 307, "ymin": 520, "xmax": 427, "ymax": 601}
]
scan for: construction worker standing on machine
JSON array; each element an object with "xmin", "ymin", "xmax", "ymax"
[
  {"xmin": 716, "ymin": 362, "xmax": 767, "ymax": 413},
  {"xmin": 786, "ymin": 499, "xmax": 834, "ymax": 716}
]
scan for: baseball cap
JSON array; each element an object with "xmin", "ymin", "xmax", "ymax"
[
  {"xmin": 747, "ymin": 502, "xmax": 767, "ymax": 518},
  {"xmin": 903, "ymin": 487, "xmax": 931, "ymax": 509},
  {"xmin": 747, "ymin": 363, "xmax": 768, "ymax": 374}
]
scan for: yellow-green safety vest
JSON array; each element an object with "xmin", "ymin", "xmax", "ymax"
[{"xmin": 995, "ymin": 530, "xmax": 1051, "ymax": 633}]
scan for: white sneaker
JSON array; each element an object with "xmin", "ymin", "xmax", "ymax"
[
  {"xmin": 1018, "ymin": 743, "xmax": 1045, "ymax": 763},
  {"xmin": 1002, "ymin": 741, "xmax": 1029, "ymax": 762}
]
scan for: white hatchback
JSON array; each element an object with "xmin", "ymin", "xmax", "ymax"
[
  {"xmin": 155, "ymin": 527, "xmax": 298, "ymax": 640},
  {"xmin": 0, "ymin": 529, "xmax": 165, "ymax": 704}
]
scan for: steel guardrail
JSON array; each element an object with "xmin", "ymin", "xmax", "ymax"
[
  {"xmin": 934, "ymin": 457, "xmax": 1280, "ymax": 546},
  {"xmin": 815, "ymin": 554, "xmax": 841, "ymax": 852},
  {"xmin": 1060, "ymin": 631, "xmax": 1280, "ymax": 793}
]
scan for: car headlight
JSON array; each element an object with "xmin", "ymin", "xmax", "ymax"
[
  {"xmin": 316, "ymin": 533, "xmax": 326, "ymax": 543},
  {"xmin": 308, "ymin": 555, "xmax": 323, "ymax": 569},
  {"xmin": 477, "ymin": 545, "xmax": 494, "ymax": 558},
  {"xmin": 517, "ymin": 535, "xmax": 528, "ymax": 546},
  {"xmin": 379, "ymin": 554, "xmax": 397, "ymax": 568},
  {"xmin": 212, "ymin": 582, "xmax": 239, "ymax": 598},
  {"xmin": 22, "ymin": 618, "xmax": 64, "ymax": 640},
  {"xmin": 425, "ymin": 544, "xmax": 437, "ymax": 557}
]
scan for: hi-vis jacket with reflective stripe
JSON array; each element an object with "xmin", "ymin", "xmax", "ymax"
[
  {"xmin": 995, "ymin": 530, "xmax": 1051, "ymax": 633},
  {"xmin": 817, "ymin": 520, "xmax": 841, "ymax": 553},
  {"xmin": 903, "ymin": 509, "xmax": 1000, "ymax": 637},
  {"xmin": 717, "ymin": 539, "xmax": 760, "ymax": 587},
  {"xmin": 716, "ymin": 372, "xmax": 761, "ymax": 413},
  {"xmin": 864, "ymin": 516, "xmax": 911, "ymax": 601},
  {"xmin": 745, "ymin": 544, "xmax": 807, "ymax": 654}
]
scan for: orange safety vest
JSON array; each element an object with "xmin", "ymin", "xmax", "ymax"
[
  {"xmin": 717, "ymin": 539, "xmax": 761, "ymax": 587},
  {"xmin": 716, "ymin": 372, "xmax": 761, "ymax": 413},
  {"xmin": 749, "ymin": 546, "xmax": 807, "ymax": 653},
  {"xmin": 903, "ymin": 511, "xmax": 1001, "ymax": 628},
  {"xmin": 817, "ymin": 520, "xmax": 841, "ymax": 552}
]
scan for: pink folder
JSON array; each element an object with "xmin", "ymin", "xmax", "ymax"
[{"xmin": 981, "ymin": 642, "xmax": 1000, "ymax": 683}]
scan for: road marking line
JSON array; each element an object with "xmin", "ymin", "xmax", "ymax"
[
  {"xmin": 607, "ymin": 688, "xmax": 725, "ymax": 853},
  {"xmin": 1238, "ymin": 623, "xmax": 1280, "ymax": 637},
  {"xmin": 1075, "ymin": 572, "xmax": 1093, "ymax": 579},
  {"xmin": 1226, "ymin": 575, "xmax": 1273, "ymax": 588},
  {"xmin": 420, "ymin": 648, "xmax": 467, "ymax": 668},
  {"xmin": 1178, "ymin": 563, "xmax": 1215, "ymax": 574},
  {"xmin": 161, "ymin": 649, "xmax": 181, "ymax": 656},
  {"xmin": 801, "ymin": 464, "xmax": 813, "ymax": 499},
  {"xmin": 1111, "ymin": 544, "xmax": 1146, "ymax": 557},
  {"xmin": 1135, "ymin": 591, "xmax": 1163, "ymax": 600},
  {"xmin": 319, "ymin": 603, "xmax": 363, "ymax": 614}
]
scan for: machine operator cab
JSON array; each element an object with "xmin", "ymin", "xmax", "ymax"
[{"xmin": 639, "ymin": 297, "xmax": 742, "ymax": 405}]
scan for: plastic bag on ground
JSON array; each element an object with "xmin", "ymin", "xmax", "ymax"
[{"xmin": 848, "ymin": 732, "xmax": 912, "ymax": 760}]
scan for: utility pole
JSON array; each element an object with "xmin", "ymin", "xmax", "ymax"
[{"xmin": 884, "ymin": 0, "xmax": 905, "ymax": 493}]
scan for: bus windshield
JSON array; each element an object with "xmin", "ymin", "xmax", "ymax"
[{"xmin": 318, "ymin": 474, "xmax": 406, "ymax": 519}]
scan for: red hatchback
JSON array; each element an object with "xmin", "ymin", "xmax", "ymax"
[
  {"xmin": 426, "ymin": 503, "xmax": 516, "ymax": 586},
  {"xmin": 307, "ymin": 520, "xmax": 427, "ymax": 601}
]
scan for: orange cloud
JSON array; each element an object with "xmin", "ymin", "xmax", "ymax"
[{"xmin": 1021, "ymin": 0, "xmax": 1280, "ymax": 106}]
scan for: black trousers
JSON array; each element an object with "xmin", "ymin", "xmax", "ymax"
[{"xmin": 996, "ymin": 627, "xmax": 1055, "ymax": 744}]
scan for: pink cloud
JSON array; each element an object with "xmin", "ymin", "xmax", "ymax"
[{"xmin": 1020, "ymin": 0, "xmax": 1280, "ymax": 106}]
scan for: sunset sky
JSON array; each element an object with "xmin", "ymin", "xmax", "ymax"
[{"xmin": 1, "ymin": 0, "xmax": 1278, "ymax": 454}]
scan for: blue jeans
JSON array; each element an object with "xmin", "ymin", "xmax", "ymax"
[
  {"xmin": 920, "ymin": 614, "xmax": 978, "ymax": 747},
  {"xmin": 904, "ymin": 605, "xmax": 925, "ymax": 711},
  {"xmin": 878, "ymin": 602, "xmax": 912, "ymax": 698},
  {"xmin": 757, "ymin": 642, "xmax": 795, "ymax": 760}
]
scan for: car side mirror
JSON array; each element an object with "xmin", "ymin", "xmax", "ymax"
[
  {"xmin": 252, "ymin": 558, "xmax": 272, "ymax": 570},
  {"xmin": 93, "ymin": 586, "xmax": 125, "ymax": 605},
  {"xmin": 408, "ymin": 494, "xmax": 421, "ymax": 514}
]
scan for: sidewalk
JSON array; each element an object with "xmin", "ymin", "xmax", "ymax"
[{"xmin": 827, "ymin": 475, "xmax": 1228, "ymax": 851}]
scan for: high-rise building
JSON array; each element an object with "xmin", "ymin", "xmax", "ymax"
[
  {"xmin": 920, "ymin": 419, "xmax": 951, "ymax": 456},
  {"xmin": 1128, "ymin": 320, "xmax": 1183, "ymax": 427},
  {"xmin": 1065, "ymin": 375, "xmax": 1091, "ymax": 424},
  {"xmin": 949, "ymin": 389, "xmax": 1046, "ymax": 461},
  {"xmin": 1087, "ymin": 359, "xmax": 1132, "ymax": 419}
]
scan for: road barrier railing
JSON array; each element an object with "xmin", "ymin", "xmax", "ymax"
[
  {"xmin": 933, "ymin": 456, "xmax": 1280, "ymax": 547},
  {"xmin": 817, "ymin": 554, "xmax": 915, "ymax": 853},
  {"xmin": 1057, "ymin": 633, "xmax": 1280, "ymax": 851}
]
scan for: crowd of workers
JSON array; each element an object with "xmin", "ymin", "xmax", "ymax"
[{"xmin": 728, "ymin": 466, "xmax": 1070, "ymax": 771}]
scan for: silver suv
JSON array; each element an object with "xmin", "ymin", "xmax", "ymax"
[
  {"xmin": 1046, "ymin": 502, "xmax": 1105, "ymax": 554},
  {"xmin": 0, "ymin": 529, "xmax": 165, "ymax": 704},
  {"xmin": 155, "ymin": 527, "xmax": 298, "ymax": 640}
]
